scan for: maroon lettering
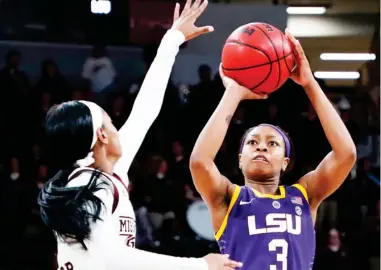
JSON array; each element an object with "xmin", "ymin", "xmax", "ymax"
[
  {"xmin": 119, "ymin": 216, "xmax": 136, "ymax": 234},
  {"xmin": 120, "ymin": 219, "xmax": 127, "ymax": 232},
  {"xmin": 119, "ymin": 216, "xmax": 136, "ymax": 247},
  {"xmin": 126, "ymin": 234, "xmax": 136, "ymax": 248},
  {"xmin": 58, "ymin": 262, "xmax": 74, "ymax": 270}
]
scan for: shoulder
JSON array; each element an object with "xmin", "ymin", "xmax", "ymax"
[
  {"xmin": 289, "ymin": 183, "xmax": 309, "ymax": 202},
  {"xmin": 67, "ymin": 168, "xmax": 112, "ymax": 188},
  {"xmin": 66, "ymin": 169, "xmax": 116, "ymax": 208},
  {"xmin": 99, "ymin": 57, "xmax": 112, "ymax": 65},
  {"xmin": 229, "ymin": 184, "xmax": 242, "ymax": 202}
]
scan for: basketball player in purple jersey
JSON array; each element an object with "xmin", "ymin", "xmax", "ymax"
[{"xmin": 189, "ymin": 30, "xmax": 356, "ymax": 270}]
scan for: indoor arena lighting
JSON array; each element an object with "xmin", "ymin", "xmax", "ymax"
[
  {"xmin": 286, "ymin": 7, "xmax": 326, "ymax": 15},
  {"xmin": 320, "ymin": 53, "xmax": 376, "ymax": 61},
  {"xmin": 91, "ymin": 0, "xmax": 111, "ymax": 14},
  {"xmin": 314, "ymin": 71, "xmax": 360, "ymax": 80}
]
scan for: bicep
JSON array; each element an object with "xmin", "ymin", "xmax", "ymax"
[
  {"xmin": 299, "ymin": 151, "xmax": 355, "ymax": 208},
  {"xmin": 190, "ymin": 158, "xmax": 234, "ymax": 207}
]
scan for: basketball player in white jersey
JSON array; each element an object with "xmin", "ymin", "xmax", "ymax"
[{"xmin": 37, "ymin": 1, "xmax": 242, "ymax": 269}]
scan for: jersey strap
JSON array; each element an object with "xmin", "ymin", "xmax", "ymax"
[
  {"xmin": 215, "ymin": 185, "xmax": 241, "ymax": 241},
  {"xmin": 68, "ymin": 168, "xmax": 120, "ymax": 213},
  {"xmin": 291, "ymin": 183, "xmax": 309, "ymax": 203},
  {"xmin": 112, "ymin": 172, "xmax": 129, "ymax": 194}
]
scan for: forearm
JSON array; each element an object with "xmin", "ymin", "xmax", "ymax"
[
  {"xmin": 124, "ymin": 29, "xmax": 184, "ymax": 124},
  {"xmin": 191, "ymin": 86, "xmax": 242, "ymax": 160},
  {"xmin": 304, "ymin": 80, "xmax": 356, "ymax": 155},
  {"xmin": 106, "ymin": 246, "xmax": 208, "ymax": 270},
  {"xmin": 91, "ymin": 222, "xmax": 208, "ymax": 270},
  {"xmin": 114, "ymin": 29, "xmax": 185, "ymax": 174}
]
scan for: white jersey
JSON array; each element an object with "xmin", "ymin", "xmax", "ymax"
[{"xmin": 56, "ymin": 168, "xmax": 136, "ymax": 270}]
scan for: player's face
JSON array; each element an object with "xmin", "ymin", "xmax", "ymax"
[
  {"xmin": 239, "ymin": 126, "xmax": 290, "ymax": 180},
  {"xmin": 101, "ymin": 112, "xmax": 122, "ymax": 160}
]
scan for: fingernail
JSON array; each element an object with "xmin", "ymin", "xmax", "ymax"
[
  {"xmin": 238, "ymin": 262, "xmax": 243, "ymax": 267},
  {"xmin": 224, "ymin": 254, "xmax": 230, "ymax": 258}
]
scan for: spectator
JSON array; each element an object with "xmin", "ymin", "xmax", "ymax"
[
  {"xmin": 314, "ymin": 229, "xmax": 349, "ymax": 270},
  {"xmin": 82, "ymin": 44, "xmax": 116, "ymax": 107},
  {"xmin": 0, "ymin": 50, "xmax": 31, "ymax": 112},
  {"xmin": 0, "ymin": 50, "xmax": 31, "ymax": 149},
  {"xmin": 35, "ymin": 59, "xmax": 69, "ymax": 103},
  {"xmin": 146, "ymin": 157, "xmax": 177, "ymax": 231},
  {"xmin": 109, "ymin": 95, "xmax": 127, "ymax": 130},
  {"xmin": 363, "ymin": 201, "xmax": 380, "ymax": 270}
]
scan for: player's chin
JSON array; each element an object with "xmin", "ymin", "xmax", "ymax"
[
  {"xmin": 248, "ymin": 163, "xmax": 273, "ymax": 176},
  {"xmin": 110, "ymin": 144, "xmax": 122, "ymax": 159}
]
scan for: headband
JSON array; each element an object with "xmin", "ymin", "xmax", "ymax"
[
  {"xmin": 258, "ymin": 124, "xmax": 291, "ymax": 158},
  {"xmin": 74, "ymin": 101, "xmax": 103, "ymax": 167}
]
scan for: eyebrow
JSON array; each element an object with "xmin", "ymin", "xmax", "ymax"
[{"xmin": 249, "ymin": 134, "xmax": 278, "ymax": 139}]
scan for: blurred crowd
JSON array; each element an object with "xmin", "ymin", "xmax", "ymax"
[{"xmin": 0, "ymin": 47, "xmax": 379, "ymax": 270}]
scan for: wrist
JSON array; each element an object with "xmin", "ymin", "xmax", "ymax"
[
  {"xmin": 165, "ymin": 29, "xmax": 186, "ymax": 46},
  {"xmin": 303, "ymin": 78, "xmax": 318, "ymax": 91},
  {"xmin": 197, "ymin": 258, "xmax": 209, "ymax": 270},
  {"xmin": 225, "ymin": 84, "xmax": 245, "ymax": 102}
]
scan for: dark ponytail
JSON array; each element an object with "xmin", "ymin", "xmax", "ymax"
[
  {"xmin": 37, "ymin": 101, "xmax": 108, "ymax": 250},
  {"xmin": 38, "ymin": 169, "xmax": 107, "ymax": 249}
]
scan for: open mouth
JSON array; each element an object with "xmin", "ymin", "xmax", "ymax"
[{"xmin": 252, "ymin": 155, "xmax": 269, "ymax": 163}]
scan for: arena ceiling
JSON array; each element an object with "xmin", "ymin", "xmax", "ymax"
[
  {"xmin": 224, "ymin": 0, "xmax": 380, "ymax": 86},
  {"xmin": 0, "ymin": 0, "xmax": 379, "ymax": 87}
]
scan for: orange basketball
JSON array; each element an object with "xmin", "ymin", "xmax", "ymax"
[{"xmin": 221, "ymin": 22, "xmax": 296, "ymax": 95}]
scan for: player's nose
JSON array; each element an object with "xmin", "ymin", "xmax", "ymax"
[
  {"xmin": 255, "ymin": 142, "xmax": 268, "ymax": 152},
  {"xmin": 255, "ymin": 147, "xmax": 268, "ymax": 152}
]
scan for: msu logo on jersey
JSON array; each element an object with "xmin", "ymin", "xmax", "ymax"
[{"xmin": 119, "ymin": 216, "xmax": 136, "ymax": 247}]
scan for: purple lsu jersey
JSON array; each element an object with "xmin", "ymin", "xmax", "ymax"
[{"xmin": 216, "ymin": 184, "xmax": 315, "ymax": 270}]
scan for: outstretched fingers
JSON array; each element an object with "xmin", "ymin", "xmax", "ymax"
[
  {"xmin": 180, "ymin": 0, "xmax": 192, "ymax": 17},
  {"xmin": 190, "ymin": 0, "xmax": 206, "ymax": 19},
  {"xmin": 173, "ymin": 3, "xmax": 180, "ymax": 21}
]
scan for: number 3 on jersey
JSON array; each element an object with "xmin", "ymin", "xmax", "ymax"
[{"xmin": 269, "ymin": 239, "xmax": 288, "ymax": 270}]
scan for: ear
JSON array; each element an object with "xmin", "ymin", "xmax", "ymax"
[
  {"xmin": 96, "ymin": 127, "xmax": 108, "ymax": 145},
  {"xmin": 238, "ymin": 153, "xmax": 242, "ymax": 169},
  {"xmin": 281, "ymin": 157, "xmax": 290, "ymax": 172}
]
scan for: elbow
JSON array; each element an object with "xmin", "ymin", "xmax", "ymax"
[
  {"xmin": 343, "ymin": 144, "xmax": 357, "ymax": 166},
  {"xmin": 335, "ymin": 135, "xmax": 357, "ymax": 165},
  {"xmin": 189, "ymin": 153, "xmax": 204, "ymax": 170},
  {"xmin": 189, "ymin": 152, "xmax": 210, "ymax": 172}
]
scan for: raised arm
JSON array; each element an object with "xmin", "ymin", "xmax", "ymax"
[
  {"xmin": 113, "ymin": 29, "xmax": 184, "ymax": 177},
  {"xmin": 114, "ymin": 0, "xmax": 213, "ymax": 179},
  {"xmin": 190, "ymin": 66, "xmax": 267, "ymax": 210},
  {"xmin": 285, "ymin": 30, "xmax": 357, "ymax": 212}
]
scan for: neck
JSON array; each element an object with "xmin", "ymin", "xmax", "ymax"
[
  {"xmin": 91, "ymin": 149, "xmax": 116, "ymax": 175},
  {"xmin": 245, "ymin": 176, "xmax": 280, "ymax": 195}
]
